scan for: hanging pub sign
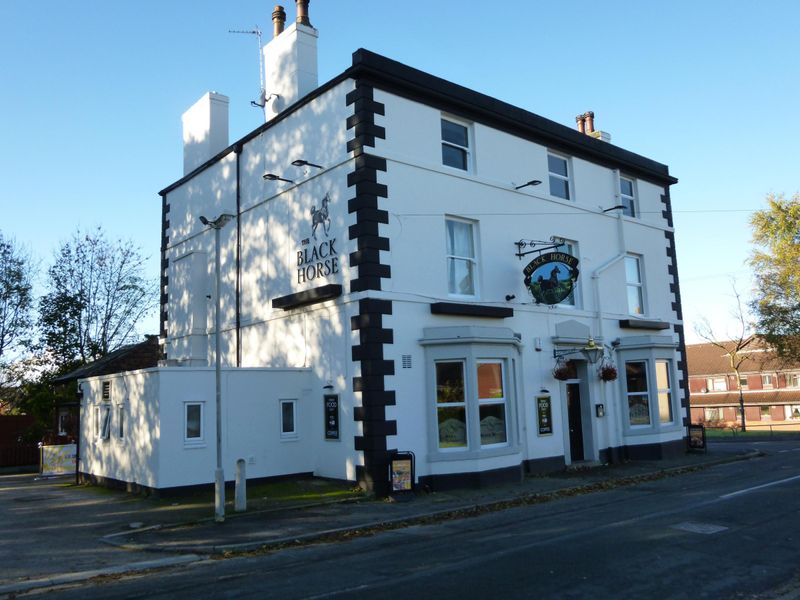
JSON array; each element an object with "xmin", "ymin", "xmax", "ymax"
[{"xmin": 523, "ymin": 252, "xmax": 580, "ymax": 305}]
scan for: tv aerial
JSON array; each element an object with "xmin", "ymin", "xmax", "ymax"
[{"xmin": 229, "ymin": 26, "xmax": 269, "ymax": 108}]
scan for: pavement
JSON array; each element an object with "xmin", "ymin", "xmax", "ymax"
[{"xmin": 0, "ymin": 443, "xmax": 762, "ymax": 596}]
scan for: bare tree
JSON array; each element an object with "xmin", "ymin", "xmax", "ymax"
[
  {"xmin": 0, "ymin": 231, "xmax": 35, "ymax": 361},
  {"xmin": 695, "ymin": 283, "xmax": 753, "ymax": 431},
  {"xmin": 38, "ymin": 227, "xmax": 158, "ymax": 369}
]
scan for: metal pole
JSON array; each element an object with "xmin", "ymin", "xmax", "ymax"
[{"xmin": 214, "ymin": 224, "xmax": 225, "ymax": 523}]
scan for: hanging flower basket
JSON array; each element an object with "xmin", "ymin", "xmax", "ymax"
[
  {"xmin": 597, "ymin": 359, "xmax": 618, "ymax": 382},
  {"xmin": 553, "ymin": 357, "xmax": 571, "ymax": 381}
]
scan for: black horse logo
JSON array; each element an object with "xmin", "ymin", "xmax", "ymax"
[{"xmin": 310, "ymin": 193, "xmax": 331, "ymax": 239}]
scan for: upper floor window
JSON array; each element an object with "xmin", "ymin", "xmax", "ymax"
[
  {"xmin": 548, "ymin": 153, "xmax": 571, "ymax": 200},
  {"xmin": 441, "ymin": 118, "xmax": 470, "ymax": 171},
  {"xmin": 620, "ymin": 176, "xmax": 637, "ymax": 217},
  {"xmin": 625, "ymin": 255, "xmax": 645, "ymax": 315},
  {"xmin": 762, "ymin": 374, "xmax": 774, "ymax": 388},
  {"xmin": 739, "ymin": 375, "xmax": 749, "ymax": 389},
  {"xmin": 788, "ymin": 373, "xmax": 800, "ymax": 388},
  {"xmin": 706, "ymin": 377, "xmax": 727, "ymax": 392},
  {"xmin": 558, "ymin": 240, "xmax": 580, "ymax": 307},
  {"xmin": 446, "ymin": 218, "xmax": 478, "ymax": 297}
]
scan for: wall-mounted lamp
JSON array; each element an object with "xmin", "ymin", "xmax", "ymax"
[
  {"xmin": 292, "ymin": 159, "xmax": 324, "ymax": 169},
  {"xmin": 505, "ymin": 294, "xmax": 516, "ymax": 301},
  {"xmin": 534, "ymin": 337, "xmax": 542, "ymax": 352},
  {"xmin": 602, "ymin": 204, "xmax": 625, "ymax": 212},
  {"xmin": 553, "ymin": 336, "xmax": 604, "ymax": 364},
  {"xmin": 515, "ymin": 180, "xmax": 542, "ymax": 190},
  {"xmin": 323, "ymin": 382, "xmax": 334, "ymax": 390},
  {"xmin": 540, "ymin": 388, "xmax": 550, "ymax": 394},
  {"xmin": 263, "ymin": 173, "xmax": 294, "ymax": 183}
]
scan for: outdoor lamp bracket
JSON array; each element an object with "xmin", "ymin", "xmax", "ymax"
[{"xmin": 553, "ymin": 337, "xmax": 604, "ymax": 364}]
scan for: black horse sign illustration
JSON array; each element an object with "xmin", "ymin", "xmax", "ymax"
[
  {"xmin": 523, "ymin": 252, "xmax": 580, "ymax": 305},
  {"xmin": 310, "ymin": 193, "xmax": 331, "ymax": 239}
]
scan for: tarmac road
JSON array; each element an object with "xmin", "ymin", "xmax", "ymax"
[{"xmin": 4, "ymin": 441, "xmax": 800, "ymax": 598}]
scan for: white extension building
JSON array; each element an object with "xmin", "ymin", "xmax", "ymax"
[{"xmin": 79, "ymin": 3, "xmax": 687, "ymax": 495}]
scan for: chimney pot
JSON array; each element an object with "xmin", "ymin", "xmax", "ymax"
[
  {"xmin": 584, "ymin": 111, "xmax": 595, "ymax": 134},
  {"xmin": 576, "ymin": 114, "xmax": 586, "ymax": 134},
  {"xmin": 295, "ymin": 0, "xmax": 311, "ymax": 26},
  {"xmin": 272, "ymin": 5, "xmax": 286, "ymax": 37}
]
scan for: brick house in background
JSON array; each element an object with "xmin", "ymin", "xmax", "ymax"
[{"xmin": 688, "ymin": 339, "xmax": 800, "ymax": 426}]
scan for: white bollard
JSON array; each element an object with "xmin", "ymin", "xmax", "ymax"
[{"xmin": 235, "ymin": 459, "xmax": 247, "ymax": 512}]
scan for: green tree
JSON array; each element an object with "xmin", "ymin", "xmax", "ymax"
[
  {"xmin": 0, "ymin": 231, "xmax": 34, "ymax": 360},
  {"xmin": 38, "ymin": 227, "xmax": 158, "ymax": 370},
  {"xmin": 750, "ymin": 193, "xmax": 800, "ymax": 360}
]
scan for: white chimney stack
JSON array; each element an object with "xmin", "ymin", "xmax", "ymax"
[
  {"xmin": 181, "ymin": 91, "xmax": 230, "ymax": 175},
  {"xmin": 261, "ymin": 2, "xmax": 318, "ymax": 120}
]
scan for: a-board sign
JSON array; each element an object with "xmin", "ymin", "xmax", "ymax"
[
  {"xmin": 537, "ymin": 395, "xmax": 553, "ymax": 436},
  {"xmin": 688, "ymin": 424, "xmax": 706, "ymax": 452},
  {"xmin": 324, "ymin": 393, "xmax": 339, "ymax": 440}
]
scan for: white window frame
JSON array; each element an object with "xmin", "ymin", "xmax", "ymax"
[
  {"xmin": 184, "ymin": 402, "xmax": 205, "ymax": 445},
  {"xmin": 441, "ymin": 116, "xmax": 472, "ymax": 172},
  {"xmin": 620, "ymin": 353, "xmax": 681, "ymax": 434},
  {"xmin": 117, "ymin": 404, "xmax": 125, "ymax": 440},
  {"xmin": 656, "ymin": 360, "xmax": 674, "ymax": 424},
  {"xmin": 445, "ymin": 217, "xmax": 479, "ymax": 299},
  {"xmin": 619, "ymin": 174, "xmax": 637, "ymax": 218},
  {"xmin": 625, "ymin": 254, "xmax": 646, "ymax": 316},
  {"xmin": 556, "ymin": 240, "xmax": 580, "ymax": 308},
  {"xmin": 547, "ymin": 153, "xmax": 572, "ymax": 200},
  {"xmin": 94, "ymin": 406, "xmax": 100, "ymax": 439},
  {"xmin": 789, "ymin": 373, "xmax": 800, "ymax": 388},
  {"xmin": 704, "ymin": 407, "xmax": 723, "ymax": 422},
  {"xmin": 99, "ymin": 404, "xmax": 111, "ymax": 441},
  {"xmin": 423, "ymin": 330, "xmax": 522, "ymax": 461},
  {"xmin": 706, "ymin": 376, "xmax": 727, "ymax": 392},
  {"xmin": 476, "ymin": 360, "xmax": 509, "ymax": 448},
  {"xmin": 625, "ymin": 361, "xmax": 651, "ymax": 427},
  {"xmin": 58, "ymin": 407, "xmax": 70, "ymax": 437},
  {"xmin": 434, "ymin": 360, "xmax": 469, "ymax": 451},
  {"xmin": 762, "ymin": 374, "xmax": 774, "ymax": 388},
  {"xmin": 280, "ymin": 399, "xmax": 298, "ymax": 440}
]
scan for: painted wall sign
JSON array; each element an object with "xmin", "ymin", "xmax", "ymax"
[
  {"xmin": 523, "ymin": 252, "xmax": 580, "ymax": 305},
  {"xmin": 536, "ymin": 395, "xmax": 553, "ymax": 436},
  {"xmin": 324, "ymin": 393, "xmax": 340, "ymax": 440},
  {"xmin": 297, "ymin": 193, "xmax": 340, "ymax": 284}
]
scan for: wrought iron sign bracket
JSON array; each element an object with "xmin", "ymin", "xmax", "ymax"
[{"xmin": 515, "ymin": 237, "xmax": 565, "ymax": 260}]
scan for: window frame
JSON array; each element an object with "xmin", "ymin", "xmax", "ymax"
[
  {"xmin": 656, "ymin": 360, "xmax": 674, "ymax": 424},
  {"xmin": 762, "ymin": 374, "xmax": 774, "ymax": 388},
  {"xmin": 445, "ymin": 216, "xmax": 479, "ymax": 299},
  {"xmin": 789, "ymin": 373, "xmax": 800, "ymax": 388},
  {"xmin": 476, "ymin": 360, "xmax": 509, "ymax": 448},
  {"xmin": 280, "ymin": 399, "xmax": 298, "ymax": 440},
  {"xmin": 547, "ymin": 152, "xmax": 572, "ymax": 200},
  {"xmin": 423, "ymin": 329, "xmax": 522, "ymax": 461},
  {"xmin": 619, "ymin": 175, "xmax": 637, "ymax": 218},
  {"xmin": 625, "ymin": 254, "xmax": 646, "ymax": 316},
  {"xmin": 435, "ymin": 360, "xmax": 469, "ymax": 451},
  {"xmin": 117, "ymin": 404, "xmax": 125, "ymax": 440},
  {"xmin": 617, "ymin": 344, "xmax": 682, "ymax": 436},
  {"xmin": 625, "ymin": 361, "xmax": 651, "ymax": 427},
  {"xmin": 706, "ymin": 376, "xmax": 727, "ymax": 392},
  {"xmin": 440, "ymin": 116, "xmax": 472, "ymax": 172},
  {"xmin": 184, "ymin": 402, "xmax": 205, "ymax": 445}
]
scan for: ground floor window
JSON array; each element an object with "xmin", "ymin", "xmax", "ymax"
[
  {"xmin": 625, "ymin": 361, "xmax": 650, "ymax": 426},
  {"xmin": 280, "ymin": 399, "xmax": 297, "ymax": 438},
  {"xmin": 184, "ymin": 402, "xmax": 204, "ymax": 443},
  {"xmin": 704, "ymin": 407, "xmax": 723, "ymax": 422},
  {"xmin": 424, "ymin": 326, "xmax": 521, "ymax": 457},
  {"xmin": 617, "ymin": 337, "xmax": 681, "ymax": 434},
  {"xmin": 787, "ymin": 405, "xmax": 800, "ymax": 420}
]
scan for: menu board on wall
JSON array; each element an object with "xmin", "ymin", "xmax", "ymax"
[
  {"xmin": 324, "ymin": 394, "xmax": 339, "ymax": 440},
  {"xmin": 537, "ymin": 395, "xmax": 553, "ymax": 436}
]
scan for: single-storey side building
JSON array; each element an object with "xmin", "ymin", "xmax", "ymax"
[{"xmin": 79, "ymin": 3, "xmax": 687, "ymax": 495}]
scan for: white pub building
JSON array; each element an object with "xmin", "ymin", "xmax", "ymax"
[{"xmin": 79, "ymin": 2, "xmax": 687, "ymax": 495}]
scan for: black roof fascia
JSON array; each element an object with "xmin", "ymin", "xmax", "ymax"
[
  {"xmin": 349, "ymin": 49, "xmax": 677, "ymax": 186},
  {"xmin": 160, "ymin": 48, "xmax": 676, "ymax": 197}
]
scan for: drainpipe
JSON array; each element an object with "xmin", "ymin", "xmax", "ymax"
[
  {"xmin": 234, "ymin": 143, "xmax": 242, "ymax": 367},
  {"xmin": 591, "ymin": 175, "xmax": 627, "ymax": 461}
]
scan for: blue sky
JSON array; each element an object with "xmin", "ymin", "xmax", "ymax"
[{"xmin": 1, "ymin": 0, "xmax": 797, "ymax": 343}]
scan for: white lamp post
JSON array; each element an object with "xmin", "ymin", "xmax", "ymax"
[{"xmin": 200, "ymin": 213, "xmax": 235, "ymax": 523}]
